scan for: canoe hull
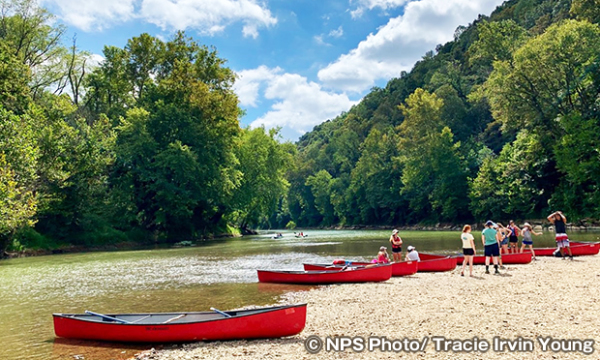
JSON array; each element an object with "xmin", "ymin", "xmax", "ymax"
[
  {"xmin": 417, "ymin": 254, "xmax": 457, "ymax": 272},
  {"xmin": 53, "ymin": 304, "xmax": 307, "ymax": 343},
  {"xmin": 456, "ymin": 252, "xmax": 533, "ymax": 265},
  {"xmin": 258, "ymin": 264, "xmax": 392, "ymax": 284},
  {"xmin": 303, "ymin": 261, "xmax": 417, "ymax": 277},
  {"xmin": 525, "ymin": 241, "xmax": 600, "ymax": 257}
]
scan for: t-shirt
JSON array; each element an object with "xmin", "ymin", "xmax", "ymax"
[
  {"xmin": 522, "ymin": 228, "xmax": 532, "ymax": 241},
  {"xmin": 406, "ymin": 251, "xmax": 420, "ymax": 261},
  {"xmin": 482, "ymin": 228, "xmax": 498, "ymax": 246},
  {"xmin": 461, "ymin": 232, "xmax": 474, "ymax": 249}
]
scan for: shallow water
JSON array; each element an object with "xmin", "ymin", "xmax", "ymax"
[{"xmin": 1, "ymin": 229, "xmax": 598, "ymax": 359}]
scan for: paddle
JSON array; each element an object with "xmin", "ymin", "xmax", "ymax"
[
  {"xmin": 85, "ymin": 310, "xmax": 132, "ymax": 324},
  {"xmin": 210, "ymin": 307, "xmax": 232, "ymax": 317}
]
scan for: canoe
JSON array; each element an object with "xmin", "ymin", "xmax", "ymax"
[
  {"xmin": 456, "ymin": 252, "xmax": 533, "ymax": 265},
  {"xmin": 417, "ymin": 253, "xmax": 457, "ymax": 272},
  {"xmin": 53, "ymin": 304, "xmax": 307, "ymax": 343},
  {"xmin": 524, "ymin": 241, "xmax": 600, "ymax": 257},
  {"xmin": 257, "ymin": 264, "xmax": 392, "ymax": 284},
  {"xmin": 303, "ymin": 261, "xmax": 418, "ymax": 277}
]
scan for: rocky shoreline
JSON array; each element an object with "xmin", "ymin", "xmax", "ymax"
[{"xmin": 131, "ymin": 255, "xmax": 600, "ymax": 360}]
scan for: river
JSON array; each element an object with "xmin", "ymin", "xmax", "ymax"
[{"xmin": 1, "ymin": 229, "xmax": 598, "ymax": 360}]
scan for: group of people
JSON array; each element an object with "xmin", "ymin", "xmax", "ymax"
[
  {"xmin": 372, "ymin": 211, "xmax": 574, "ymax": 277},
  {"xmin": 459, "ymin": 211, "xmax": 573, "ymax": 277},
  {"xmin": 372, "ymin": 229, "xmax": 420, "ymax": 264}
]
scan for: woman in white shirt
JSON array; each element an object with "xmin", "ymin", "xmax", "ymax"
[{"xmin": 460, "ymin": 224, "xmax": 476, "ymax": 277}]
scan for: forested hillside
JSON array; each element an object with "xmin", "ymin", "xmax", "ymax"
[
  {"xmin": 1, "ymin": 0, "xmax": 599, "ymax": 256},
  {"xmin": 0, "ymin": 0, "xmax": 292, "ymax": 255},
  {"xmin": 276, "ymin": 0, "xmax": 600, "ymax": 228}
]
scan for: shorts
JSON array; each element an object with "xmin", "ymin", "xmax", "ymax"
[
  {"xmin": 501, "ymin": 238, "xmax": 509, "ymax": 246},
  {"xmin": 555, "ymin": 233, "xmax": 569, "ymax": 241},
  {"xmin": 392, "ymin": 247, "xmax": 402, "ymax": 253},
  {"xmin": 509, "ymin": 235, "xmax": 519, "ymax": 243},
  {"xmin": 556, "ymin": 239, "xmax": 570, "ymax": 248},
  {"xmin": 484, "ymin": 243, "xmax": 500, "ymax": 257},
  {"xmin": 463, "ymin": 248, "xmax": 475, "ymax": 256},
  {"xmin": 523, "ymin": 239, "xmax": 533, "ymax": 245}
]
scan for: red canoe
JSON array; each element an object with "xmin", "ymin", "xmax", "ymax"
[
  {"xmin": 53, "ymin": 304, "xmax": 307, "ymax": 343},
  {"xmin": 257, "ymin": 264, "xmax": 392, "ymax": 284},
  {"xmin": 303, "ymin": 261, "xmax": 418, "ymax": 277},
  {"xmin": 456, "ymin": 252, "xmax": 533, "ymax": 265},
  {"xmin": 417, "ymin": 253, "xmax": 457, "ymax": 272},
  {"xmin": 524, "ymin": 241, "xmax": 600, "ymax": 257}
]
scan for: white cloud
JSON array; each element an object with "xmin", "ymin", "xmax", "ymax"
[
  {"xmin": 40, "ymin": 0, "xmax": 277, "ymax": 36},
  {"xmin": 314, "ymin": 35, "xmax": 331, "ymax": 46},
  {"xmin": 234, "ymin": 65, "xmax": 280, "ymax": 107},
  {"xmin": 319, "ymin": 0, "xmax": 504, "ymax": 92},
  {"xmin": 350, "ymin": 0, "xmax": 409, "ymax": 18},
  {"xmin": 40, "ymin": 0, "xmax": 136, "ymax": 31},
  {"xmin": 234, "ymin": 66, "xmax": 357, "ymax": 138},
  {"xmin": 329, "ymin": 26, "xmax": 344, "ymax": 38},
  {"xmin": 141, "ymin": 0, "xmax": 277, "ymax": 37}
]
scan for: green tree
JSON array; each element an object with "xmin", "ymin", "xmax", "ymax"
[
  {"xmin": 398, "ymin": 89, "xmax": 469, "ymax": 221},
  {"xmin": 107, "ymin": 33, "xmax": 242, "ymax": 239},
  {"xmin": 0, "ymin": 107, "xmax": 38, "ymax": 254},
  {"xmin": 485, "ymin": 20, "xmax": 600, "ymax": 137},
  {"xmin": 231, "ymin": 127, "xmax": 292, "ymax": 230},
  {"xmin": 348, "ymin": 128, "xmax": 404, "ymax": 224},
  {"xmin": 570, "ymin": 0, "xmax": 600, "ymax": 23}
]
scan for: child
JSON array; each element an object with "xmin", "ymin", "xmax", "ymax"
[{"xmin": 520, "ymin": 222, "xmax": 542, "ymax": 259}]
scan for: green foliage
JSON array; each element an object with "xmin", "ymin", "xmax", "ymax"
[
  {"xmin": 570, "ymin": 0, "xmax": 600, "ymax": 23},
  {"xmin": 485, "ymin": 20, "xmax": 600, "ymax": 137},
  {"xmin": 469, "ymin": 131, "xmax": 545, "ymax": 220},
  {"xmin": 231, "ymin": 127, "xmax": 292, "ymax": 229},
  {"xmin": 285, "ymin": 221, "xmax": 296, "ymax": 230}
]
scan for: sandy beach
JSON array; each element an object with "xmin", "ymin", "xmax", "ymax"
[{"xmin": 134, "ymin": 256, "xmax": 600, "ymax": 359}]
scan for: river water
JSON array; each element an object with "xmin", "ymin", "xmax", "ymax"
[{"xmin": 1, "ymin": 229, "xmax": 598, "ymax": 360}]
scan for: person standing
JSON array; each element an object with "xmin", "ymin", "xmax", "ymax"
[
  {"xmin": 495, "ymin": 222, "xmax": 509, "ymax": 269},
  {"xmin": 507, "ymin": 220, "xmax": 521, "ymax": 254},
  {"xmin": 482, "ymin": 220, "xmax": 501, "ymax": 274},
  {"xmin": 547, "ymin": 211, "xmax": 573, "ymax": 260},
  {"xmin": 460, "ymin": 225, "xmax": 476, "ymax": 277},
  {"xmin": 389, "ymin": 229, "xmax": 403, "ymax": 262},
  {"xmin": 520, "ymin": 222, "xmax": 542, "ymax": 259}
]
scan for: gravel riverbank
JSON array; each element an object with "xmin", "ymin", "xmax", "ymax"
[{"xmin": 134, "ymin": 256, "xmax": 600, "ymax": 359}]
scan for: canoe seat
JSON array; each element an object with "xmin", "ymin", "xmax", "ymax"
[{"xmin": 163, "ymin": 314, "xmax": 187, "ymax": 324}]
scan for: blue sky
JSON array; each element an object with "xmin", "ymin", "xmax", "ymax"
[{"xmin": 41, "ymin": 0, "xmax": 505, "ymax": 141}]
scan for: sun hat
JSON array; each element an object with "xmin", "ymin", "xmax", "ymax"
[
  {"xmin": 380, "ymin": 246, "xmax": 387, "ymax": 251},
  {"xmin": 407, "ymin": 245, "xmax": 415, "ymax": 251},
  {"xmin": 485, "ymin": 220, "xmax": 494, "ymax": 226},
  {"xmin": 392, "ymin": 229, "xmax": 398, "ymax": 234},
  {"xmin": 523, "ymin": 222, "xmax": 532, "ymax": 228}
]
